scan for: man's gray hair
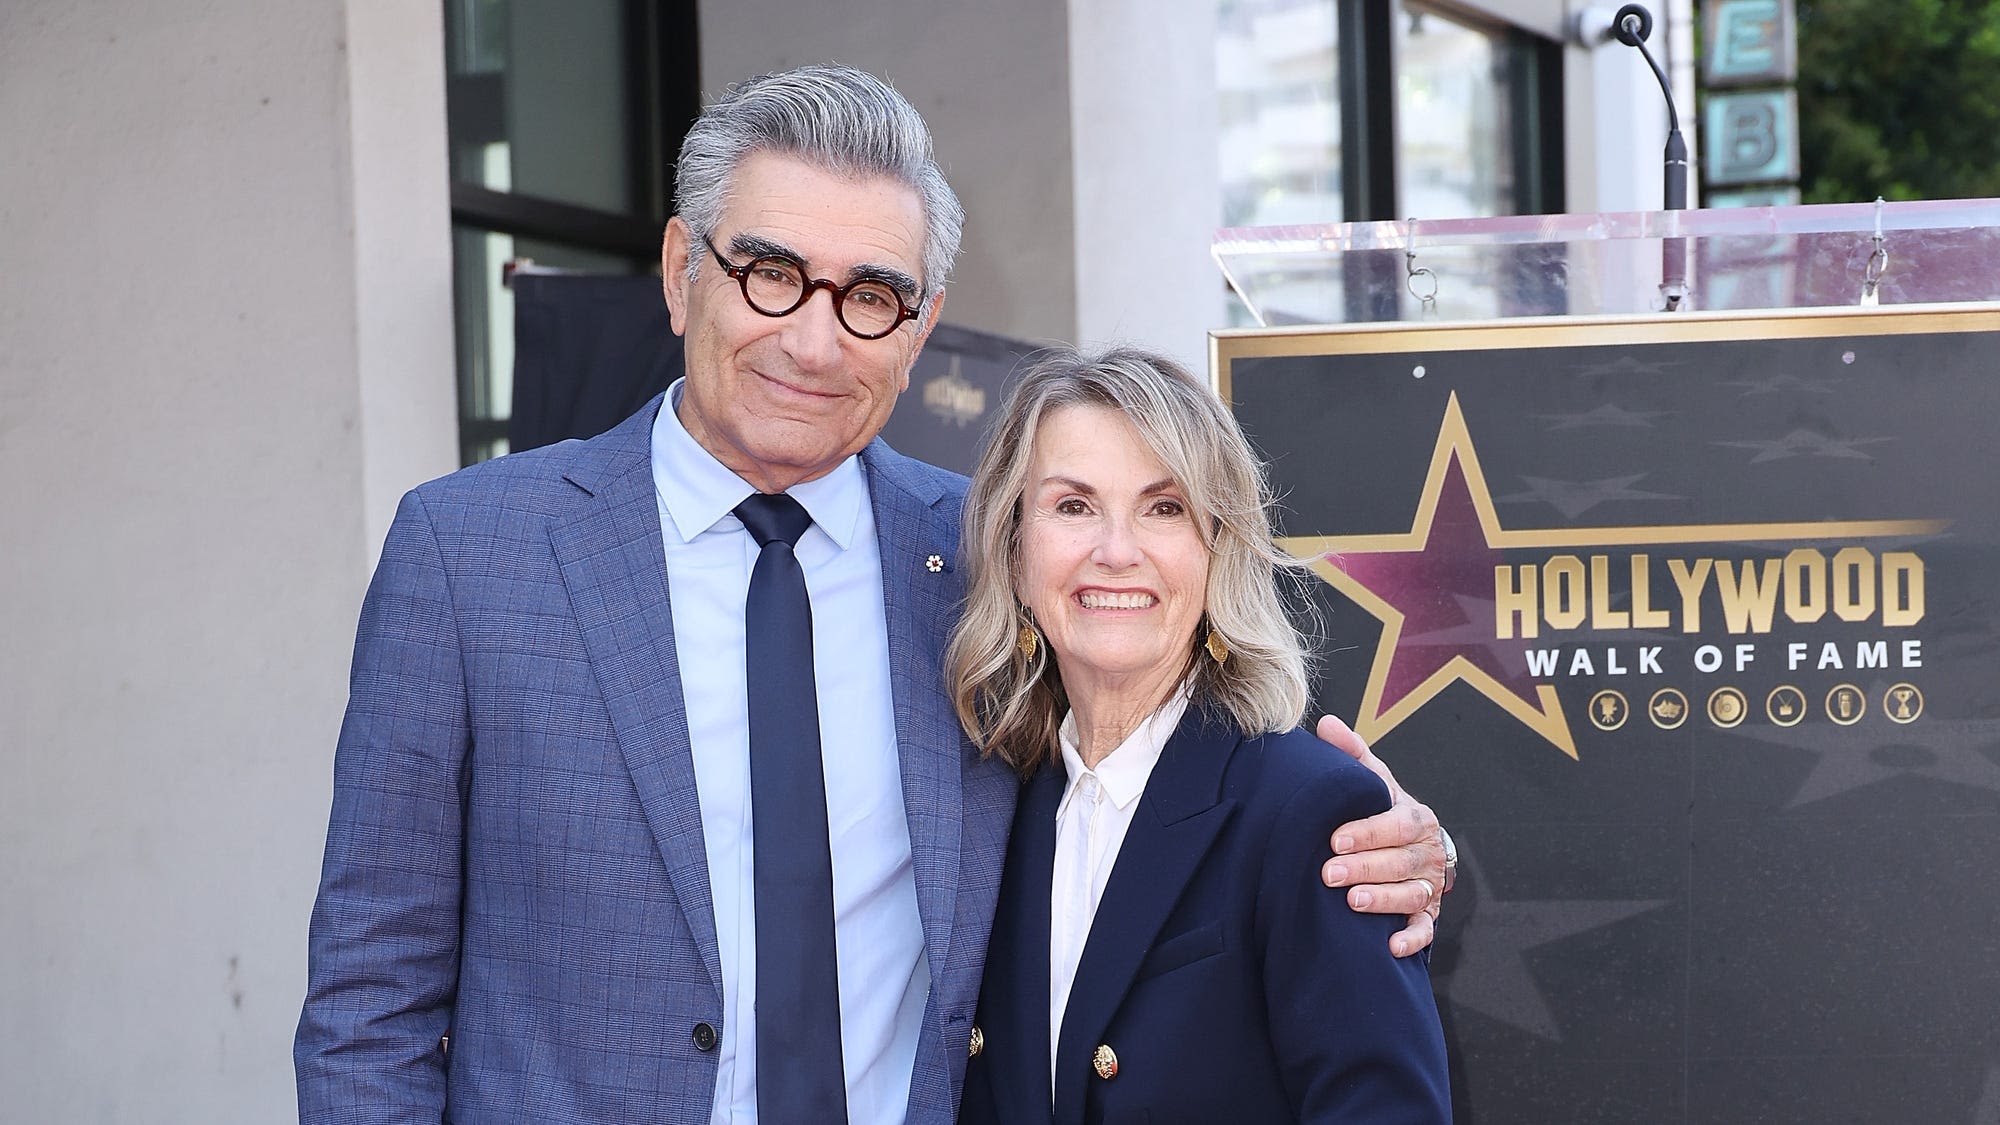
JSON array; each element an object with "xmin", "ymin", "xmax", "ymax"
[{"xmin": 675, "ymin": 65, "xmax": 965, "ymax": 315}]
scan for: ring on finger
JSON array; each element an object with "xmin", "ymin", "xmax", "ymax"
[{"xmin": 1415, "ymin": 877, "xmax": 1435, "ymax": 902}]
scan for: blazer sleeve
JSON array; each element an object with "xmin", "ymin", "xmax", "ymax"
[
  {"xmin": 295, "ymin": 490, "xmax": 468, "ymax": 1124},
  {"xmin": 1256, "ymin": 760, "xmax": 1453, "ymax": 1124}
]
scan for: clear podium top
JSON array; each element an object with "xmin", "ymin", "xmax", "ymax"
[{"xmin": 1212, "ymin": 198, "xmax": 2000, "ymax": 326}]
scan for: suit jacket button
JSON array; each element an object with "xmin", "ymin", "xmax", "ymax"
[
  {"xmin": 968, "ymin": 1026, "xmax": 985, "ymax": 1058},
  {"xmin": 1092, "ymin": 1044, "xmax": 1118, "ymax": 1080},
  {"xmin": 692, "ymin": 1022, "xmax": 718, "ymax": 1052}
]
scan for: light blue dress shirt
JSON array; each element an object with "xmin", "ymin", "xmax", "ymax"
[{"xmin": 650, "ymin": 383, "xmax": 928, "ymax": 1125}]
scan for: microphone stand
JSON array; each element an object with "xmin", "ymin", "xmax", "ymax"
[{"xmin": 1613, "ymin": 4, "xmax": 1689, "ymax": 310}]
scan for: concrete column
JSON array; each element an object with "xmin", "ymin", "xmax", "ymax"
[
  {"xmin": 0, "ymin": 1, "xmax": 455, "ymax": 1119},
  {"xmin": 698, "ymin": 0, "xmax": 1079, "ymax": 349},
  {"xmin": 1067, "ymin": 0, "xmax": 1227, "ymax": 369},
  {"xmin": 1569, "ymin": 33, "xmax": 1672, "ymax": 213}
]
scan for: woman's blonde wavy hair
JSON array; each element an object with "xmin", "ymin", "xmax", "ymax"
[{"xmin": 945, "ymin": 345, "xmax": 1312, "ymax": 777}]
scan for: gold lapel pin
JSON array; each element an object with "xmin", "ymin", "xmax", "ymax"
[{"xmin": 968, "ymin": 1026, "xmax": 984, "ymax": 1057}]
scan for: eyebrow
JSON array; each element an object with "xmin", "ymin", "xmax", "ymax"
[
  {"xmin": 1037, "ymin": 475, "xmax": 1181, "ymax": 497},
  {"xmin": 726, "ymin": 231, "xmax": 923, "ymax": 300}
]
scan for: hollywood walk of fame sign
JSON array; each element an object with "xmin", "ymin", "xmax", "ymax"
[{"xmin": 1213, "ymin": 304, "xmax": 2000, "ymax": 1123}]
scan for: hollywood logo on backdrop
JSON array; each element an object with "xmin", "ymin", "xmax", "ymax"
[
  {"xmin": 1279, "ymin": 393, "xmax": 1945, "ymax": 759},
  {"xmin": 922, "ymin": 355, "xmax": 988, "ymax": 428}
]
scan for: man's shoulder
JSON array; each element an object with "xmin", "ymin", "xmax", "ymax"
[
  {"xmin": 861, "ymin": 439, "xmax": 970, "ymax": 508},
  {"xmin": 408, "ymin": 399, "xmax": 659, "ymax": 517}
]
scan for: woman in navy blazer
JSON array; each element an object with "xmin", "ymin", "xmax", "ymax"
[{"xmin": 946, "ymin": 346, "xmax": 1451, "ymax": 1124}]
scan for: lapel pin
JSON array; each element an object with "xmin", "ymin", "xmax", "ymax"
[{"xmin": 926, "ymin": 554, "xmax": 945, "ymax": 573}]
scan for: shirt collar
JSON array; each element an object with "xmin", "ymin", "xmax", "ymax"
[
  {"xmin": 650, "ymin": 378, "xmax": 865, "ymax": 549},
  {"xmin": 1056, "ymin": 684, "xmax": 1194, "ymax": 813}
]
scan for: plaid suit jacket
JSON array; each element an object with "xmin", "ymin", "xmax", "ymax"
[{"xmin": 297, "ymin": 396, "xmax": 1020, "ymax": 1123}]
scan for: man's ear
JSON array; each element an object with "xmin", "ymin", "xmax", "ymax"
[
  {"xmin": 661, "ymin": 217, "xmax": 693, "ymax": 336},
  {"xmin": 900, "ymin": 289, "xmax": 947, "ymax": 394}
]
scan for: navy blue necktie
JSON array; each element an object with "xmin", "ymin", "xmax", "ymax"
[{"xmin": 735, "ymin": 492, "xmax": 848, "ymax": 1123}]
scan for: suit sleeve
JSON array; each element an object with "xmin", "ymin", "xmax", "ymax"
[
  {"xmin": 295, "ymin": 490, "xmax": 469, "ymax": 1124},
  {"xmin": 1257, "ymin": 760, "xmax": 1453, "ymax": 1124}
]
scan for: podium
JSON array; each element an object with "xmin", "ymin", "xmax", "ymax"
[
  {"xmin": 1213, "ymin": 197, "xmax": 2000, "ymax": 324},
  {"xmin": 1209, "ymin": 200, "xmax": 2000, "ymax": 1123}
]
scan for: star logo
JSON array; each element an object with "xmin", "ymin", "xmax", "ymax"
[
  {"xmin": 1531, "ymin": 403, "xmax": 1672, "ymax": 430},
  {"xmin": 1973, "ymin": 1062, "xmax": 2000, "ymax": 1123},
  {"xmin": 1279, "ymin": 394, "xmax": 1948, "ymax": 760},
  {"xmin": 1713, "ymin": 429, "xmax": 1894, "ymax": 463},
  {"xmin": 1734, "ymin": 703, "xmax": 2000, "ymax": 809},
  {"xmin": 1723, "ymin": 371, "xmax": 1840, "ymax": 395},
  {"xmin": 1435, "ymin": 848, "xmax": 1668, "ymax": 1040},
  {"xmin": 1494, "ymin": 473, "xmax": 1681, "ymax": 520},
  {"xmin": 1569, "ymin": 355, "xmax": 1683, "ymax": 379}
]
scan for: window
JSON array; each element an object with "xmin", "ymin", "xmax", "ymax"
[
  {"xmin": 1395, "ymin": 2, "xmax": 1562, "ymax": 222},
  {"xmin": 443, "ymin": 0, "xmax": 700, "ymax": 464},
  {"xmin": 1219, "ymin": 0, "xmax": 1562, "ymax": 225},
  {"xmin": 1218, "ymin": 0, "xmax": 1344, "ymax": 230},
  {"xmin": 1218, "ymin": 0, "xmax": 1562, "ymax": 323}
]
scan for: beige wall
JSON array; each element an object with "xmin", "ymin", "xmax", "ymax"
[
  {"xmin": 696, "ymin": 0, "xmax": 1236, "ymax": 371},
  {"xmin": 0, "ymin": 2, "xmax": 455, "ymax": 1119},
  {"xmin": 1067, "ymin": 0, "xmax": 1228, "ymax": 366},
  {"xmin": 699, "ymin": 0, "xmax": 1082, "ymax": 351}
]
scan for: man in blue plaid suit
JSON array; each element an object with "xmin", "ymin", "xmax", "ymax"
[{"xmin": 296, "ymin": 65, "xmax": 1448, "ymax": 1125}]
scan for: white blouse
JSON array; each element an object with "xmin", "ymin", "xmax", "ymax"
[{"xmin": 1047, "ymin": 687, "xmax": 1193, "ymax": 1098}]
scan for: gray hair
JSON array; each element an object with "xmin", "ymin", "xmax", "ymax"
[
  {"xmin": 674, "ymin": 65, "xmax": 964, "ymax": 320},
  {"xmin": 945, "ymin": 346, "xmax": 1314, "ymax": 777}
]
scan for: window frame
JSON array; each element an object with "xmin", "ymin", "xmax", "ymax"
[{"xmin": 442, "ymin": 0, "xmax": 701, "ymax": 464}]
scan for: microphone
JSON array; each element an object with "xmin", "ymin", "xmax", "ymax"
[{"xmin": 1610, "ymin": 3, "xmax": 1689, "ymax": 307}]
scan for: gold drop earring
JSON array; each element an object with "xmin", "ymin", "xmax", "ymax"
[{"xmin": 1205, "ymin": 626, "xmax": 1229, "ymax": 664}]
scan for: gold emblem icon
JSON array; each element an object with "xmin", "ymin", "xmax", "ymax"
[
  {"xmin": 1826, "ymin": 683, "xmax": 1866, "ymax": 726},
  {"xmin": 1649, "ymin": 688, "xmax": 1689, "ymax": 730},
  {"xmin": 1884, "ymin": 683, "xmax": 1924, "ymax": 724},
  {"xmin": 1766, "ymin": 686, "xmax": 1807, "ymax": 728},
  {"xmin": 968, "ymin": 1026, "xmax": 984, "ymax": 1058},
  {"xmin": 1092, "ymin": 1044, "xmax": 1118, "ymax": 1080},
  {"xmin": 1707, "ymin": 687, "xmax": 1748, "ymax": 728},
  {"xmin": 1588, "ymin": 689, "xmax": 1629, "ymax": 731}
]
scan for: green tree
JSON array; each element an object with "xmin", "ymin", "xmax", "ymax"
[{"xmin": 1795, "ymin": 0, "xmax": 2000, "ymax": 202}]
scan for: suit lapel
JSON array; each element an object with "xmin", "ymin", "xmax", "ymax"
[
  {"xmin": 546, "ymin": 396, "xmax": 723, "ymax": 1001},
  {"xmin": 864, "ymin": 441, "xmax": 978, "ymax": 995},
  {"xmin": 984, "ymin": 764, "xmax": 1062, "ymax": 1125},
  {"xmin": 1052, "ymin": 708, "xmax": 1242, "ymax": 1125}
]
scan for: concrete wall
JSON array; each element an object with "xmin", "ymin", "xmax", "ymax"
[
  {"xmin": 699, "ymin": 0, "xmax": 1081, "ymax": 351},
  {"xmin": 0, "ymin": 2, "xmax": 456, "ymax": 1120},
  {"xmin": 1067, "ymin": 0, "xmax": 1227, "ymax": 368},
  {"xmin": 697, "ymin": 0, "xmax": 1237, "ymax": 372}
]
